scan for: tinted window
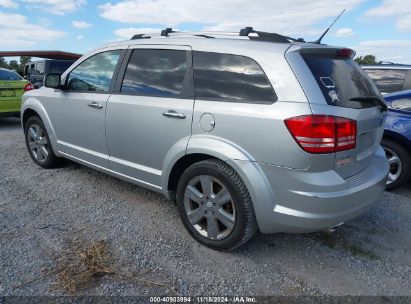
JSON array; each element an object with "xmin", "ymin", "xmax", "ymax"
[
  {"xmin": 0, "ymin": 69, "xmax": 22, "ymax": 81},
  {"xmin": 121, "ymin": 49, "xmax": 187, "ymax": 97},
  {"xmin": 49, "ymin": 61, "xmax": 73, "ymax": 74},
  {"xmin": 363, "ymin": 69, "xmax": 406, "ymax": 93},
  {"xmin": 390, "ymin": 98, "xmax": 411, "ymax": 111},
  {"xmin": 67, "ymin": 50, "xmax": 121, "ymax": 92},
  {"xmin": 36, "ymin": 62, "xmax": 45, "ymax": 75},
  {"xmin": 193, "ymin": 52, "xmax": 276, "ymax": 103},
  {"xmin": 303, "ymin": 55, "xmax": 381, "ymax": 108}
]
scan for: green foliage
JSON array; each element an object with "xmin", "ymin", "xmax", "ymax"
[
  {"xmin": 354, "ymin": 54, "xmax": 377, "ymax": 65},
  {"xmin": 8, "ymin": 60, "xmax": 19, "ymax": 71},
  {"xmin": 0, "ymin": 56, "xmax": 32, "ymax": 75},
  {"xmin": 0, "ymin": 57, "xmax": 9, "ymax": 69}
]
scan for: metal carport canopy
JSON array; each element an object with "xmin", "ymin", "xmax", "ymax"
[{"xmin": 0, "ymin": 50, "xmax": 82, "ymax": 60}]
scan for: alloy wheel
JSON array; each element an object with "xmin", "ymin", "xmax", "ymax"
[
  {"xmin": 384, "ymin": 147, "xmax": 402, "ymax": 185},
  {"xmin": 27, "ymin": 123, "xmax": 49, "ymax": 163},
  {"xmin": 183, "ymin": 175, "xmax": 236, "ymax": 240}
]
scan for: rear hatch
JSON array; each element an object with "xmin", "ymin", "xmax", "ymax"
[
  {"xmin": 0, "ymin": 69, "xmax": 27, "ymax": 100},
  {"xmin": 290, "ymin": 46, "xmax": 387, "ymax": 178},
  {"xmin": 0, "ymin": 81, "xmax": 27, "ymax": 97}
]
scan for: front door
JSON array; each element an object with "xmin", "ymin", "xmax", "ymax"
[{"xmin": 44, "ymin": 49, "xmax": 123, "ymax": 167}]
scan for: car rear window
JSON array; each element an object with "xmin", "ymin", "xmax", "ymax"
[
  {"xmin": 193, "ymin": 51, "xmax": 277, "ymax": 104},
  {"xmin": 0, "ymin": 69, "xmax": 22, "ymax": 81},
  {"xmin": 302, "ymin": 54, "xmax": 381, "ymax": 109},
  {"xmin": 363, "ymin": 69, "xmax": 406, "ymax": 93}
]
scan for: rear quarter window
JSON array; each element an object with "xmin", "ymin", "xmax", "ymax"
[{"xmin": 193, "ymin": 51, "xmax": 277, "ymax": 104}]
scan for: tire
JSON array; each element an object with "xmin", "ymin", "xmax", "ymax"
[
  {"xmin": 24, "ymin": 115, "xmax": 60, "ymax": 169},
  {"xmin": 381, "ymin": 138, "xmax": 411, "ymax": 191},
  {"xmin": 176, "ymin": 159, "xmax": 257, "ymax": 251}
]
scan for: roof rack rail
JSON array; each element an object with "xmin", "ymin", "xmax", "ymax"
[
  {"xmin": 378, "ymin": 61, "xmax": 396, "ymax": 65},
  {"xmin": 161, "ymin": 27, "xmax": 174, "ymax": 36},
  {"xmin": 130, "ymin": 34, "xmax": 151, "ymax": 40},
  {"xmin": 239, "ymin": 26, "xmax": 305, "ymax": 43},
  {"xmin": 130, "ymin": 27, "xmax": 305, "ymax": 43}
]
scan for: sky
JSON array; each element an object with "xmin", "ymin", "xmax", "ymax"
[{"xmin": 0, "ymin": 0, "xmax": 410, "ymax": 63}]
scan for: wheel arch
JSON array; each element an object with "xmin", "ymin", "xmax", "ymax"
[
  {"xmin": 21, "ymin": 98, "xmax": 59, "ymax": 153},
  {"xmin": 161, "ymin": 136, "xmax": 275, "ymax": 233},
  {"xmin": 383, "ymin": 130, "xmax": 411, "ymax": 152},
  {"xmin": 162, "ymin": 135, "xmax": 256, "ymax": 198}
]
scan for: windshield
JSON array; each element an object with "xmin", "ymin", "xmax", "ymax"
[
  {"xmin": 302, "ymin": 54, "xmax": 382, "ymax": 109},
  {"xmin": 0, "ymin": 69, "xmax": 22, "ymax": 81},
  {"xmin": 49, "ymin": 61, "xmax": 73, "ymax": 74}
]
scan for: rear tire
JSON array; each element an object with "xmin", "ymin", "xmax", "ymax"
[
  {"xmin": 382, "ymin": 138, "xmax": 411, "ymax": 191},
  {"xmin": 24, "ymin": 115, "xmax": 60, "ymax": 169},
  {"xmin": 176, "ymin": 159, "xmax": 257, "ymax": 251}
]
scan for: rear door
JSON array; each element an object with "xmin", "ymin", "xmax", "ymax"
[
  {"xmin": 289, "ymin": 47, "xmax": 387, "ymax": 178},
  {"xmin": 106, "ymin": 45, "xmax": 194, "ymax": 188}
]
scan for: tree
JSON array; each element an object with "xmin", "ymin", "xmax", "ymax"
[
  {"xmin": 19, "ymin": 56, "xmax": 32, "ymax": 74},
  {"xmin": 8, "ymin": 60, "xmax": 19, "ymax": 71},
  {"xmin": 0, "ymin": 57, "xmax": 8, "ymax": 69},
  {"xmin": 354, "ymin": 55, "xmax": 377, "ymax": 65}
]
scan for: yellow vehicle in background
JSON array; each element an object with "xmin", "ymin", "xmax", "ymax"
[{"xmin": 0, "ymin": 68, "xmax": 33, "ymax": 117}]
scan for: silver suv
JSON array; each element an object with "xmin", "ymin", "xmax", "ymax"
[{"xmin": 21, "ymin": 28, "xmax": 389, "ymax": 250}]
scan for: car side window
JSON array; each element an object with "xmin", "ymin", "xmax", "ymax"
[
  {"xmin": 121, "ymin": 49, "xmax": 188, "ymax": 97},
  {"xmin": 363, "ymin": 69, "xmax": 406, "ymax": 93},
  {"xmin": 390, "ymin": 98, "xmax": 411, "ymax": 111},
  {"xmin": 67, "ymin": 50, "xmax": 121, "ymax": 93},
  {"xmin": 193, "ymin": 51, "xmax": 277, "ymax": 103},
  {"xmin": 36, "ymin": 62, "xmax": 45, "ymax": 76}
]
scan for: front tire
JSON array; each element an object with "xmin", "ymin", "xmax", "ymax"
[
  {"xmin": 24, "ymin": 115, "xmax": 60, "ymax": 169},
  {"xmin": 382, "ymin": 138, "xmax": 411, "ymax": 191},
  {"xmin": 176, "ymin": 159, "xmax": 257, "ymax": 251}
]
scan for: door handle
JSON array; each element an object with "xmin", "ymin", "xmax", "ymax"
[
  {"xmin": 88, "ymin": 102, "xmax": 103, "ymax": 109},
  {"xmin": 162, "ymin": 110, "xmax": 186, "ymax": 119}
]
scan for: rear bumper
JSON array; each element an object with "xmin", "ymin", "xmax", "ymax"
[
  {"xmin": 0, "ymin": 97, "xmax": 21, "ymax": 114},
  {"xmin": 237, "ymin": 146, "xmax": 389, "ymax": 233}
]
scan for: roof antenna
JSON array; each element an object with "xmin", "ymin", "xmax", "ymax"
[{"xmin": 311, "ymin": 9, "xmax": 346, "ymax": 44}]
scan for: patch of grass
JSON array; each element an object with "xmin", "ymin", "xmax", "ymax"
[
  {"xmin": 347, "ymin": 245, "xmax": 378, "ymax": 260},
  {"xmin": 50, "ymin": 239, "xmax": 178, "ymax": 295},
  {"xmin": 53, "ymin": 240, "xmax": 113, "ymax": 293}
]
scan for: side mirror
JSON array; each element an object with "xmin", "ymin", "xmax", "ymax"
[{"xmin": 44, "ymin": 73, "xmax": 63, "ymax": 89}]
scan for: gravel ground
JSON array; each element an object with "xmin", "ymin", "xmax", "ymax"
[{"xmin": 1, "ymin": 117, "xmax": 411, "ymax": 297}]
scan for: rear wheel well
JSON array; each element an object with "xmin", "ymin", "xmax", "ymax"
[
  {"xmin": 22, "ymin": 109, "xmax": 39, "ymax": 128},
  {"xmin": 383, "ymin": 132, "xmax": 411, "ymax": 153},
  {"xmin": 167, "ymin": 153, "xmax": 217, "ymax": 197}
]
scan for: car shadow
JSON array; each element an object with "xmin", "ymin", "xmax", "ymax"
[
  {"xmin": 0, "ymin": 117, "xmax": 21, "ymax": 130},
  {"xmin": 392, "ymin": 181, "xmax": 411, "ymax": 199}
]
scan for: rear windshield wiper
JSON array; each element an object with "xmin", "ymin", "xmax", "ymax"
[{"xmin": 349, "ymin": 96, "xmax": 388, "ymax": 112}]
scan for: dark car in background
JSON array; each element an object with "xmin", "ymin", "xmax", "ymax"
[
  {"xmin": 382, "ymin": 90, "xmax": 411, "ymax": 190},
  {"xmin": 362, "ymin": 63, "xmax": 411, "ymax": 94},
  {"xmin": 24, "ymin": 59, "xmax": 75, "ymax": 88}
]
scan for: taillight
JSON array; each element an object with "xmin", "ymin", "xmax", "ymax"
[
  {"xmin": 24, "ymin": 83, "xmax": 34, "ymax": 92},
  {"xmin": 336, "ymin": 48, "xmax": 355, "ymax": 58},
  {"xmin": 284, "ymin": 115, "xmax": 356, "ymax": 154}
]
